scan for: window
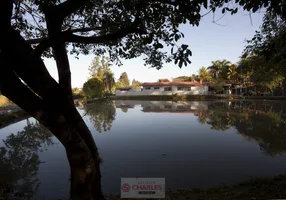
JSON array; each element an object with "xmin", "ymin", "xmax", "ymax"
[
  {"xmin": 145, "ymin": 87, "xmax": 151, "ymax": 90},
  {"xmin": 164, "ymin": 105, "xmax": 172, "ymax": 109},
  {"xmin": 120, "ymin": 88, "xmax": 130, "ymax": 91},
  {"xmin": 154, "ymin": 87, "xmax": 160, "ymax": 90},
  {"xmin": 177, "ymin": 87, "xmax": 191, "ymax": 91},
  {"xmin": 164, "ymin": 87, "xmax": 172, "ymax": 91},
  {"xmin": 177, "ymin": 105, "xmax": 185, "ymax": 110}
]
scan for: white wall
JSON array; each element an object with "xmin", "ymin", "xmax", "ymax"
[{"xmin": 115, "ymin": 85, "xmax": 209, "ymax": 96}]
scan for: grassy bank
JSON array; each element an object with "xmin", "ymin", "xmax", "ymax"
[
  {"xmin": 106, "ymin": 174, "xmax": 286, "ymax": 200},
  {"xmin": 0, "ymin": 95, "xmax": 13, "ymax": 107}
]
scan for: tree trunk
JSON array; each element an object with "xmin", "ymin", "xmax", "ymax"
[
  {"xmin": 54, "ymin": 122, "xmax": 103, "ymax": 200},
  {"xmin": 1, "ymin": 2, "xmax": 104, "ymax": 199}
]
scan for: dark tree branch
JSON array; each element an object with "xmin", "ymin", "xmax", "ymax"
[
  {"xmin": 28, "ymin": 23, "xmax": 146, "ymax": 57},
  {"xmin": 66, "ymin": 26, "xmax": 147, "ymax": 44},
  {"xmin": 0, "ymin": 28, "xmax": 60, "ymax": 101},
  {"xmin": 0, "ymin": 0, "xmax": 13, "ymax": 29},
  {"xmin": 31, "ymin": 38, "xmax": 51, "ymax": 58},
  {"xmin": 69, "ymin": 26, "xmax": 110, "ymax": 33}
]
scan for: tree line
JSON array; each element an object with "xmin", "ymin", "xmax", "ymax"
[{"xmin": 72, "ymin": 56, "xmax": 142, "ymax": 99}]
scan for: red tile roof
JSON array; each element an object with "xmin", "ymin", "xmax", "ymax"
[{"xmin": 141, "ymin": 82, "xmax": 209, "ymax": 86}]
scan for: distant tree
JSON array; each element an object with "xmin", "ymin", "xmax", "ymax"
[
  {"xmin": 88, "ymin": 56, "xmax": 112, "ymax": 79},
  {"xmin": 173, "ymin": 76, "xmax": 193, "ymax": 82},
  {"xmin": 72, "ymin": 88, "xmax": 85, "ymax": 99},
  {"xmin": 198, "ymin": 67, "xmax": 211, "ymax": 82},
  {"xmin": 131, "ymin": 79, "xmax": 142, "ymax": 89},
  {"xmin": 191, "ymin": 74, "xmax": 200, "ymax": 82},
  {"xmin": 115, "ymin": 81, "xmax": 124, "ymax": 89},
  {"xmin": 227, "ymin": 64, "xmax": 238, "ymax": 84},
  {"xmin": 101, "ymin": 56, "xmax": 112, "ymax": 73},
  {"xmin": 88, "ymin": 56, "xmax": 103, "ymax": 78},
  {"xmin": 208, "ymin": 60, "xmax": 231, "ymax": 79},
  {"xmin": 82, "ymin": 76, "xmax": 105, "ymax": 99},
  {"xmin": 102, "ymin": 71, "xmax": 115, "ymax": 93},
  {"xmin": 118, "ymin": 72, "xmax": 130, "ymax": 87},
  {"xmin": 158, "ymin": 78, "xmax": 170, "ymax": 82}
]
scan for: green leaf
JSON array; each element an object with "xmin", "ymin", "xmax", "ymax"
[
  {"xmin": 222, "ymin": 8, "xmax": 226, "ymax": 14},
  {"xmin": 175, "ymin": 58, "xmax": 179, "ymax": 65},
  {"xmin": 203, "ymin": 0, "xmax": 208, "ymax": 9},
  {"xmin": 158, "ymin": 43, "xmax": 164, "ymax": 49},
  {"xmin": 175, "ymin": 34, "xmax": 180, "ymax": 42},
  {"xmin": 182, "ymin": 44, "xmax": 188, "ymax": 50},
  {"xmin": 179, "ymin": 60, "xmax": 183, "ymax": 68}
]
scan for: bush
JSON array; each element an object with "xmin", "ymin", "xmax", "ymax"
[
  {"xmin": 72, "ymin": 88, "xmax": 85, "ymax": 99},
  {"xmin": 82, "ymin": 76, "xmax": 105, "ymax": 99}
]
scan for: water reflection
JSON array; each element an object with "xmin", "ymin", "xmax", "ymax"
[
  {"xmin": 0, "ymin": 119, "xmax": 54, "ymax": 200},
  {"xmin": 115, "ymin": 100, "xmax": 286, "ymax": 157},
  {"xmin": 84, "ymin": 100, "xmax": 116, "ymax": 133}
]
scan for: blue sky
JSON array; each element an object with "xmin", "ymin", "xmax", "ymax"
[{"xmin": 43, "ymin": 8, "xmax": 265, "ymax": 88}]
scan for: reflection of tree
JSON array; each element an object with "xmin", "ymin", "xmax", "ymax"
[
  {"xmin": 84, "ymin": 100, "xmax": 116, "ymax": 133},
  {"xmin": 121, "ymin": 107, "xmax": 128, "ymax": 113},
  {"xmin": 0, "ymin": 119, "xmax": 54, "ymax": 200},
  {"xmin": 196, "ymin": 101, "xmax": 286, "ymax": 157}
]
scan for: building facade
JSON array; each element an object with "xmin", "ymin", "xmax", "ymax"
[{"xmin": 115, "ymin": 81, "xmax": 211, "ymax": 96}]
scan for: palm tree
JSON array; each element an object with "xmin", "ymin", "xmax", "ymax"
[
  {"xmin": 208, "ymin": 60, "xmax": 231, "ymax": 79},
  {"xmin": 227, "ymin": 64, "xmax": 238, "ymax": 84},
  {"xmin": 103, "ymin": 71, "xmax": 115, "ymax": 93},
  {"xmin": 198, "ymin": 67, "xmax": 211, "ymax": 82}
]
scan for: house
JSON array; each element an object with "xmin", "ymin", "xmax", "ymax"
[{"xmin": 115, "ymin": 81, "xmax": 211, "ymax": 96}]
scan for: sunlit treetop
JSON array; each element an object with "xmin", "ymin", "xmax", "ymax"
[{"xmin": 8, "ymin": 0, "xmax": 285, "ymax": 69}]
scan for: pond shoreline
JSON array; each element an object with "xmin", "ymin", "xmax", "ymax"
[
  {"xmin": 0, "ymin": 108, "xmax": 30, "ymax": 129},
  {"xmin": 111, "ymin": 95, "xmax": 286, "ymax": 101},
  {"xmin": 106, "ymin": 174, "xmax": 286, "ymax": 200}
]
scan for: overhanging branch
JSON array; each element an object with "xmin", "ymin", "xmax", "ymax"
[
  {"xmin": 65, "ymin": 27, "xmax": 147, "ymax": 44},
  {"xmin": 28, "ymin": 24, "xmax": 147, "ymax": 57}
]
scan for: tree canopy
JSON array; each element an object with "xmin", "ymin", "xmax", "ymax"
[
  {"xmin": 118, "ymin": 72, "xmax": 130, "ymax": 87},
  {"xmin": 82, "ymin": 76, "xmax": 105, "ymax": 98},
  {"xmin": 4, "ymin": 0, "xmax": 283, "ymax": 70}
]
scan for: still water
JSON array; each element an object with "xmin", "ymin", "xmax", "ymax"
[{"xmin": 1, "ymin": 100, "xmax": 286, "ymax": 199}]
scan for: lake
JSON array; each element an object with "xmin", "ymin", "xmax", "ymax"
[{"xmin": 1, "ymin": 100, "xmax": 286, "ymax": 200}]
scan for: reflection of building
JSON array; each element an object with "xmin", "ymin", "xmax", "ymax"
[
  {"xmin": 115, "ymin": 100, "xmax": 210, "ymax": 113},
  {"xmin": 115, "ymin": 81, "xmax": 232, "ymax": 96},
  {"xmin": 141, "ymin": 101, "xmax": 209, "ymax": 113}
]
